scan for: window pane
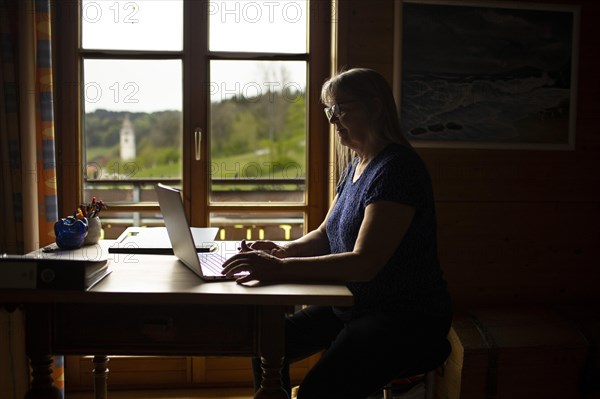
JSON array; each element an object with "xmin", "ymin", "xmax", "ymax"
[
  {"xmin": 209, "ymin": 60, "xmax": 306, "ymax": 204},
  {"xmin": 84, "ymin": 184, "xmax": 168, "ymax": 236},
  {"xmin": 85, "ymin": 209, "xmax": 164, "ymax": 238},
  {"xmin": 209, "ymin": 0, "xmax": 307, "ymax": 53},
  {"xmin": 210, "ymin": 212, "xmax": 304, "ymax": 241},
  {"xmin": 81, "ymin": 0, "xmax": 183, "ymax": 51},
  {"xmin": 83, "ymin": 59, "xmax": 183, "ymax": 204}
]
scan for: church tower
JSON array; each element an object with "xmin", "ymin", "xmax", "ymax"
[{"xmin": 120, "ymin": 114, "xmax": 136, "ymax": 161}]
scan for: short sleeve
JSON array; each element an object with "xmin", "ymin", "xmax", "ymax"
[{"xmin": 364, "ymin": 156, "xmax": 426, "ymax": 208}]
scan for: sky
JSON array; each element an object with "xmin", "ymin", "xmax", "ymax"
[{"xmin": 82, "ymin": 0, "xmax": 308, "ymax": 113}]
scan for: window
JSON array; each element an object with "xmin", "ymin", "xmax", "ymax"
[
  {"xmin": 55, "ymin": 0, "xmax": 332, "ymax": 388},
  {"xmin": 56, "ymin": 0, "xmax": 331, "ymax": 241}
]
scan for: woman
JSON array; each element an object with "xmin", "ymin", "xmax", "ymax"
[{"xmin": 222, "ymin": 68, "xmax": 452, "ymax": 399}]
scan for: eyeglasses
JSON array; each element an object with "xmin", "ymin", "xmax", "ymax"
[{"xmin": 323, "ymin": 101, "xmax": 356, "ymax": 122}]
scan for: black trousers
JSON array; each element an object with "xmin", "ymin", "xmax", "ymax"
[{"xmin": 252, "ymin": 305, "xmax": 452, "ymax": 399}]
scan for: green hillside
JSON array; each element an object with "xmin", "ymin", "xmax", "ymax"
[{"xmin": 84, "ymin": 89, "xmax": 306, "ymax": 181}]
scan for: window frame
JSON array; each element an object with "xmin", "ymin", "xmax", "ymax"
[{"xmin": 55, "ymin": 0, "xmax": 333, "ymax": 234}]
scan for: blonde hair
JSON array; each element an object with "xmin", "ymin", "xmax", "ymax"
[{"xmin": 321, "ymin": 68, "xmax": 412, "ymax": 181}]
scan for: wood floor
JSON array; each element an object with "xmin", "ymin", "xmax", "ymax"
[{"xmin": 66, "ymin": 387, "xmax": 254, "ymax": 399}]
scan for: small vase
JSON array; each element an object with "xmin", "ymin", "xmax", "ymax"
[
  {"xmin": 84, "ymin": 217, "xmax": 102, "ymax": 245},
  {"xmin": 55, "ymin": 216, "xmax": 88, "ymax": 249}
]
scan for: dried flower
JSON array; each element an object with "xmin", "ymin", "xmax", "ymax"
[{"xmin": 78, "ymin": 197, "xmax": 107, "ymax": 219}]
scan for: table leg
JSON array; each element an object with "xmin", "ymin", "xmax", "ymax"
[
  {"xmin": 25, "ymin": 355, "xmax": 62, "ymax": 399},
  {"xmin": 255, "ymin": 306, "xmax": 289, "ymax": 399},
  {"xmin": 93, "ymin": 355, "xmax": 110, "ymax": 399},
  {"xmin": 255, "ymin": 355, "xmax": 288, "ymax": 399},
  {"xmin": 25, "ymin": 304, "xmax": 62, "ymax": 399}
]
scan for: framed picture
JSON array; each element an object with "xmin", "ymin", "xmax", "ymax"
[{"xmin": 394, "ymin": 0, "xmax": 580, "ymax": 149}]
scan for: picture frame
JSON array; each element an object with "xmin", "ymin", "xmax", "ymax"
[{"xmin": 394, "ymin": 0, "xmax": 580, "ymax": 149}]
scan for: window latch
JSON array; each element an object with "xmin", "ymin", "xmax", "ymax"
[{"xmin": 194, "ymin": 128, "xmax": 202, "ymax": 161}]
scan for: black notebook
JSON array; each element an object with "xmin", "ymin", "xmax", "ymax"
[{"xmin": 0, "ymin": 255, "xmax": 110, "ymax": 290}]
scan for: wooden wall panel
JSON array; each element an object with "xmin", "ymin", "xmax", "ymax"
[
  {"xmin": 425, "ymin": 152, "xmax": 600, "ymax": 202},
  {"xmin": 336, "ymin": 0, "xmax": 396, "ymax": 77},
  {"xmin": 437, "ymin": 202, "xmax": 599, "ymax": 306},
  {"xmin": 66, "ymin": 356, "xmax": 191, "ymax": 390},
  {"xmin": 337, "ymin": 0, "xmax": 600, "ymax": 309}
]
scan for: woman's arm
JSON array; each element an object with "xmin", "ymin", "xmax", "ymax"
[{"xmin": 222, "ymin": 200, "xmax": 416, "ymax": 283}]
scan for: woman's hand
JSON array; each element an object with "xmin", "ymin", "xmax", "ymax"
[
  {"xmin": 239, "ymin": 239, "xmax": 289, "ymax": 258},
  {"xmin": 221, "ymin": 248, "xmax": 285, "ymax": 284}
]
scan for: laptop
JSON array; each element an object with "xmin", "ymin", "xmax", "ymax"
[{"xmin": 155, "ymin": 183, "xmax": 240, "ymax": 281}]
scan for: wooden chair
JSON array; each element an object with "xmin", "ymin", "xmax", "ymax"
[{"xmin": 381, "ymin": 338, "xmax": 451, "ymax": 399}]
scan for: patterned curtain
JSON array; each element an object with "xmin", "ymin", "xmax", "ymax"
[
  {"xmin": 0, "ymin": 0, "xmax": 58, "ymax": 254},
  {"xmin": 0, "ymin": 0, "xmax": 63, "ymax": 397},
  {"xmin": 34, "ymin": 0, "xmax": 59, "ymax": 250}
]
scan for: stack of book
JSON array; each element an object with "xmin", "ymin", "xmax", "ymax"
[{"xmin": 0, "ymin": 245, "xmax": 111, "ymax": 291}]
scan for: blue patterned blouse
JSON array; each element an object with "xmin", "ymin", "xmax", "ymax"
[{"xmin": 326, "ymin": 143, "xmax": 452, "ymax": 319}]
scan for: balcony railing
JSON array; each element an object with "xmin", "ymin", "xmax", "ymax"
[{"xmin": 83, "ymin": 177, "xmax": 306, "ymax": 241}]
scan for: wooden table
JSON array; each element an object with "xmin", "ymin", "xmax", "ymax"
[{"xmin": 0, "ymin": 242, "xmax": 353, "ymax": 399}]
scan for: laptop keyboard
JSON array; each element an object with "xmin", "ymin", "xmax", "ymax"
[{"xmin": 199, "ymin": 253, "xmax": 227, "ymax": 275}]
